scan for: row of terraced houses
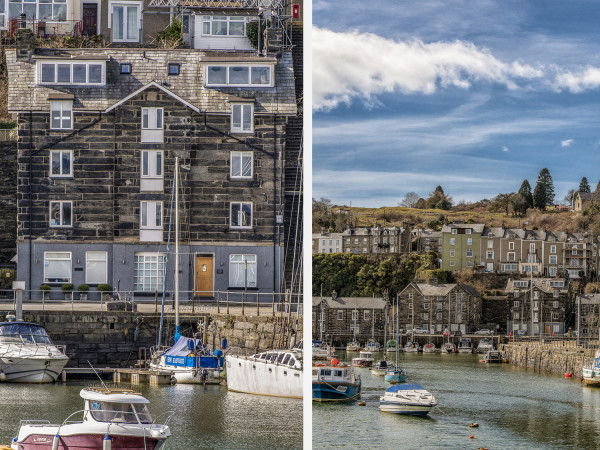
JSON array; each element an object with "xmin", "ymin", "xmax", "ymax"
[{"xmin": 4, "ymin": 0, "xmax": 303, "ymax": 300}]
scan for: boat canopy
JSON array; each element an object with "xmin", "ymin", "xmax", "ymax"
[
  {"xmin": 80, "ymin": 388, "xmax": 150, "ymax": 404},
  {"xmin": 386, "ymin": 384, "xmax": 425, "ymax": 393},
  {"xmin": 165, "ymin": 336, "xmax": 203, "ymax": 357},
  {"xmin": 0, "ymin": 322, "xmax": 52, "ymax": 344}
]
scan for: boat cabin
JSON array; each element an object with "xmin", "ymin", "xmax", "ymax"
[
  {"xmin": 312, "ymin": 366, "xmax": 351, "ymax": 381},
  {"xmin": 251, "ymin": 350, "xmax": 302, "ymax": 370},
  {"xmin": 0, "ymin": 322, "xmax": 54, "ymax": 345},
  {"xmin": 82, "ymin": 387, "xmax": 153, "ymax": 425}
]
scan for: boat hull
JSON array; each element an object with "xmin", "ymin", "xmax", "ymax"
[
  {"xmin": 312, "ymin": 381, "xmax": 361, "ymax": 402},
  {"xmin": 582, "ymin": 368, "xmax": 600, "ymax": 386},
  {"xmin": 0, "ymin": 356, "xmax": 68, "ymax": 383},
  {"xmin": 379, "ymin": 401, "xmax": 434, "ymax": 415},
  {"xmin": 351, "ymin": 360, "xmax": 373, "ymax": 368},
  {"xmin": 457, "ymin": 348, "xmax": 473, "ymax": 354},
  {"xmin": 371, "ymin": 368, "xmax": 386, "ymax": 376},
  {"xmin": 226, "ymin": 355, "xmax": 302, "ymax": 398},
  {"xmin": 384, "ymin": 373, "xmax": 406, "ymax": 383}
]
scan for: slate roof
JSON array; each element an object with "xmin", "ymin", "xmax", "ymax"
[
  {"xmin": 442, "ymin": 223, "xmax": 486, "ymax": 233},
  {"xmin": 319, "ymin": 296, "xmax": 388, "ymax": 310},
  {"xmin": 505, "ymin": 278, "xmax": 569, "ymax": 294},
  {"xmin": 6, "ymin": 48, "xmax": 297, "ymax": 115}
]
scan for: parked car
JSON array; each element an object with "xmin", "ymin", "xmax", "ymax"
[
  {"xmin": 409, "ymin": 327, "xmax": 428, "ymax": 334},
  {"xmin": 474, "ymin": 329, "xmax": 493, "ymax": 335}
]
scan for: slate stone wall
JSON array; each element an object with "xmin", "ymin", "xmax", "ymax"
[{"xmin": 0, "ymin": 142, "xmax": 17, "ymax": 263}]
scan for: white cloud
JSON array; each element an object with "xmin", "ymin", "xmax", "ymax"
[
  {"xmin": 555, "ymin": 67, "xmax": 600, "ymax": 93},
  {"xmin": 313, "ymin": 27, "xmax": 543, "ymax": 110},
  {"xmin": 561, "ymin": 139, "xmax": 574, "ymax": 147},
  {"xmin": 502, "ymin": 146, "xmax": 509, "ymax": 152}
]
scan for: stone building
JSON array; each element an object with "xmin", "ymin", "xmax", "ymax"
[
  {"xmin": 312, "ymin": 293, "xmax": 388, "ymax": 347},
  {"xmin": 397, "ymin": 281, "xmax": 482, "ymax": 334},
  {"xmin": 413, "ymin": 228, "xmax": 442, "ymax": 254},
  {"xmin": 575, "ymin": 293, "xmax": 600, "ymax": 340},
  {"xmin": 6, "ymin": 34, "xmax": 296, "ymax": 300},
  {"xmin": 342, "ymin": 224, "xmax": 411, "ymax": 255},
  {"xmin": 504, "ymin": 278, "xmax": 571, "ymax": 336},
  {"xmin": 312, "ymin": 232, "xmax": 343, "ymax": 254},
  {"xmin": 440, "ymin": 223, "xmax": 484, "ymax": 271}
]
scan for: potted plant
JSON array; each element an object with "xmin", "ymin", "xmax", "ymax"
[
  {"xmin": 97, "ymin": 283, "xmax": 111, "ymax": 301},
  {"xmin": 61, "ymin": 283, "xmax": 74, "ymax": 300},
  {"xmin": 40, "ymin": 284, "xmax": 51, "ymax": 300},
  {"xmin": 78, "ymin": 284, "xmax": 89, "ymax": 301}
]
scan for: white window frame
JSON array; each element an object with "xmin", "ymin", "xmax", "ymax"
[
  {"xmin": 229, "ymin": 254, "xmax": 257, "ymax": 288},
  {"xmin": 49, "ymin": 201, "xmax": 72, "ymax": 227},
  {"xmin": 49, "ymin": 150, "xmax": 72, "ymax": 177},
  {"xmin": 549, "ymin": 255, "xmax": 557, "ymax": 264},
  {"xmin": 109, "ymin": 1, "xmax": 141, "ymax": 42},
  {"xmin": 450, "ymin": 249, "xmax": 455, "ymax": 257},
  {"xmin": 133, "ymin": 252, "xmax": 166, "ymax": 291},
  {"xmin": 507, "ymin": 252, "xmax": 515, "ymax": 261},
  {"xmin": 550, "ymin": 245, "xmax": 556, "ymax": 254},
  {"xmin": 140, "ymin": 201, "xmax": 162, "ymax": 230},
  {"xmin": 230, "ymin": 201, "xmax": 252, "ymax": 229},
  {"xmin": 352, "ymin": 310, "xmax": 358, "ymax": 321},
  {"xmin": 549, "ymin": 267, "xmax": 557, "ymax": 277},
  {"xmin": 43, "ymin": 251, "xmax": 72, "ymax": 283},
  {"xmin": 230, "ymin": 151, "xmax": 253, "ymax": 179},
  {"xmin": 49, "ymin": 101, "xmax": 73, "ymax": 130},
  {"xmin": 487, "ymin": 250, "xmax": 494, "ymax": 260},
  {"xmin": 38, "ymin": 61, "xmax": 106, "ymax": 86},
  {"xmin": 141, "ymin": 107, "xmax": 164, "ymax": 143},
  {"xmin": 140, "ymin": 150, "xmax": 163, "ymax": 192},
  {"xmin": 450, "ymin": 261, "xmax": 455, "ymax": 267},
  {"xmin": 205, "ymin": 64, "xmax": 273, "ymax": 87},
  {"xmin": 231, "ymin": 103, "xmax": 254, "ymax": 133},
  {"xmin": 466, "ymin": 249, "xmax": 473, "ymax": 257},
  {"xmin": 467, "ymin": 238, "xmax": 472, "ymax": 245},
  {"xmin": 450, "ymin": 238, "xmax": 455, "ymax": 245},
  {"xmin": 85, "ymin": 251, "xmax": 108, "ymax": 284},
  {"xmin": 201, "ymin": 15, "xmax": 248, "ymax": 37},
  {"xmin": 337, "ymin": 310, "xmax": 343, "ymax": 320},
  {"xmin": 451, "ymin": 229, "xmax": 457, "ymax": 234},
  {"xmin": 509, "ymin": 242, "xmax": 515, "ymax": 250}
]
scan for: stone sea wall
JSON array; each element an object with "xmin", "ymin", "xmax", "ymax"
[
  {"xmin": 12, "ymin": 311, "xmax": 302, "ymax": 368},
  {"xmin": 500, "ymin": 341, "xmax": 595, "ymax": 378}
]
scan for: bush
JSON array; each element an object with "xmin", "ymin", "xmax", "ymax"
[
  {"xmin": 246, "ymin": 20, "xmax": 270, "ymax": 50},
  {"xmin": 97, "ymin": 283, "xmax": 111, "ymax": 292},
  {"xmin": 0, "ymin": 121, "xmax": 16, "ymax": 129},
  {"xmin": 77, "ymin": 284, "xmax": 89, "ymax": 293},
  {"xmin": 40, "ymin": 284, "xmax": 51, "ymax": 292},
  {"xmin": 156, "ymin": 20, "xmax": 182, "ymax": 48},
  {"xmin": 61, "ymin": 283, "xmax": 74, "ymax": 293}
]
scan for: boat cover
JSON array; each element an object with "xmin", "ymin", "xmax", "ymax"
[
  {"xmin": 386, "ymin": 384, "xmax": 424, "ymax": 392},
  {"xmin": 165, "ymin": 336, "xmax": 202, "ymax": 357}
]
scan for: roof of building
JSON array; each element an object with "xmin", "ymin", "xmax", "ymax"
[
  {"xmin": 577, "ymin": 293, "xmax": 600, "ymax": 304},
  {"xmin": 314, "ymin": 296, "xmax": 388, "ymax": 310},
  {"xmin": 442, "ymin": 223, "xmax": 485, "ymax": 233},
  {"xmin": 6, "ymin": 48, "xmax": 296, "ymax": 115}
]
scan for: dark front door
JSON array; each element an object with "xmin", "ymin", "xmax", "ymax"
[{"xmin": 82, "ymin": 4, "xmax": 97, "ymax": 36}]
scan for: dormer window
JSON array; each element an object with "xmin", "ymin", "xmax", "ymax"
[
  {"xmin": 50, "ymin": 101, "xmax": 72, "ymax": 130},
  {"xmin": 38, "ymin": 61, "xmax": 105, "ymax": 86},
  {"xmin": 206, "ymin": 65, "xmax": 272, "ymax": 87},
  {"xmin": 168, "ymin": 63, "xmax": 180, "ymax": 76},
  {"xmin": 231, "ymin": 103, "xmax": 253, "ymax": 133},
  {"xmin": 201, "ymin": 16, "xmax": 247, "ymax": 36},
  {"xmin": 120, "ymin": 63, "xmax": 132, "ymax": 74}
]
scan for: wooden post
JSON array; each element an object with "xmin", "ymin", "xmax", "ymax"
[
  {"xmin": 257, "ymin": 292, "xmax": 260, "ymax": 316},
  {"xmin": 154, "ymin": 290, "xmax": 158, "ymax": 313},
  {"xmin": 242, "ymin": 291, "xmax": 245, "ymax": 316},
  {"xmin": 272, "ymin": 291, "xmax": 275, "ymax": 317},
  {"xmin": 217, "ymin": 290, "xmax": 220, "ymax": 314},
  {"xmin": 227, "ymin": 291, "xmax": 230, "ymax": 315}
]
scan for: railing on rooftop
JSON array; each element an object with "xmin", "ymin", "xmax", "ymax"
[{"xmin": 8, "ymin": 18, "xmax": 82, "ymax": 38}]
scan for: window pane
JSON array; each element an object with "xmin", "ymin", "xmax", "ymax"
[
  {"xmin": 231, "ymin": 153, "xmax": 241, "ymax": 176},
  {"xmin": 53, "ymin": 3, "xmax": 66, "ymax": 20},
  {"xmin": 126, "ymin": 6, "xmax": 137, "ymax": 40},
  {"xmin": 142, "ymin": 109, "xmax": 148, "ymax": 128},
  {"xmin": 61, "ymin": 202, "xmax": 71, "ymax": 226},
  {"xmin": 242, "ymin": 104, "xmax": 252, "ymax": 131},
  {"xmin": 141, "ymin": 202, "xmax": 147, "ymax": 227},
  {"xmin": 73, "ymin": 64, "xmax": 86, "ymax": 83},
  {"xmin": 41, "ymin": 64, "xmax": 55, "ymax": 83},
  {"xmin": 229, "ymin": 21, "xmax": 244, "ymax": 36},
  {"xmin": 207, "ymin": 66, "xmax": 226, "ymax": 85},
  {"xmin": 50, "ymin": 202, "xmax": 60, "ymax": 226},
  {"xmin": 61, "ymin": 151, "xmax": 70, "ymax": 175},
  {"xmin": 202, "ymin": 20, "xmax": 210, "ymax": 35},
  {"xmin": 46, "ymin": 259, "xmax": 71, "ymax": 282},
  {"xmin": 142, "ymin": 151, "xmax": 148, "ymax": 176},
  {"xmin": 156, "ymin": 153, "xmax": 162, "ymax": 176},
  {"xmin": 241, "ymin": 154, "xmax": 252, "ymax": 176},
  {"xmin": 251, "ymin": 67, "xmax": 270, "ymax": 85},
  {"xmin": 231, "ymin": 203, "xmax": 240, "ymax": 226},
  {"xmin": 241, "ymin": 203, "xmax": 251, "ymax": 227},
  {"xmin": 22, "ymin": 2, "xmax": 34, "ymax": 17},
  {"xmin": 155, "ymin": 203, "xmax": 161, "ymax": 227},
  {"xmin": 89, "ymin": 65, "xmax": 102, "ymax": 83},
  {"xmin": 57, "ymin": 64, "xmax": 70, "ymax": 83},
  {"xmin": 51, "ymin": 152, "xmax": 60, "ymax": 175},
  {"xmin": 229, "ymin": 66, "xmax": 248, "ymax": 84},
  {"xmin": 213, "ymin": 19, "xmax": 227, "ymax": 35},
  {"xmin": 156, "ymin": 109, "xmax": 162, "ymax": 129},
  {"xmin": 38, "ymin": 3, "xmax": 52, "ymax": 20},
  {"xmin": 113, "ymin": 6, "xmax": 123, "ymax": 40},
  {"xmin": 9, "ymin": 3, "xmax": 21, "ymax": 21},
  {"xmin": 232, "ymin": 105, "xmax": 241, "ymax": 129}
]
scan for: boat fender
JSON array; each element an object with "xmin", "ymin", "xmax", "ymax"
[
  {"xmin": 0, "ymin": 371, "xmax": 6, "ymax": 382},
  {"xmin": 331, "ymin": 358, "xmax": 338, "ymax": 366},
  {"xmin": 103, "ymin": 434, "xmax": 111, "ymax": 450},
  {"xmin": 52, "ymin": 434, "xmax": 60, "ymax": 450},
  {"xmin": 469, "ymin": 435, "xmax": 474, "ymax": 439},
  {"xmin": 358, "ymin": 401, "xmax": 366, "ymax": 406}
]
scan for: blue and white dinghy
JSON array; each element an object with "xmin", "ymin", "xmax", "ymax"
[{"xmin": 379, "ymin": 384, "xmax": 437, "ymax": 415}]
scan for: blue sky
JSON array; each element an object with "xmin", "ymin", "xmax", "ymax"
[{"xmin": 312, "ymin": 0, "xmax": 600, "ymax": 207}]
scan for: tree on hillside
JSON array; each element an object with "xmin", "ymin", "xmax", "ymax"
[
  {"xmin": 579, "ymin": 177, "xmax": 591, "ymax": 193},
  {"xmin": 489, "ymin": 192, "xmax": 517, "ymax": 216},
  {"xmin": 517, "ymin": 180, "xmax": 534, "ymax": 209},
  {"xmin": 564, "ymin": 189, "xmax": 577, "ymax": 207},
  {"xmin": 425, "ymin": 186, "xmax": 452, "ymax": 209},
  {"xmin": 536, "ymin": 168, "xmax": 555, "ymax": 207},
  {"xmin": 399, "ymin": 191, "xmax": 420, "ymax": 208},
  {"xmin": 533, "ymin": 182, "xmax": 547, "ymax": 211}
]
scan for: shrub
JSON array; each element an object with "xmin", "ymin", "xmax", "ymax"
[
  {"xmin": 77, "ymin": 284, "xmax": 90, "ymax": 293},
  {"xmin": 0, "ymin": 121, "xmax": 16, "ymax": 129},
  {"xmin": 97, "ymin": 283, "xmax": 111, "ymax": 292},
  {"xmin": 61, "ymin": 283, "xmax": 74, "ymax": 293},
  {"xmin": 156, "ymin": 20, "xmax": 182, "ymax": 48},
  {"xmin": 40, "ymin": 284, "xmax": 51, "ymax": 292}
]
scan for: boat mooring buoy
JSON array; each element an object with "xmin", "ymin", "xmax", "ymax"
[{"xmin": 358, "ymin": 401, "xmax": 366, "ymax": 406}]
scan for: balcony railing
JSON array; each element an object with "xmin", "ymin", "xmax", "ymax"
[{"xmin": 8, "ymin": 18, "xmax": 82, "ymax": 38}]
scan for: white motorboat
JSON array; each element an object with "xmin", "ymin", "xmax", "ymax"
[
  {"xmin": 423, "ymin": 343, "xmax": 437, "ymax": 353},
  {"xmin": 312, "ymin": 340, "xmax": 334, "ymax": 360},
  {"xmin": 379, "ymin": 384, "xmax": 438, "ymax": 415},
  {"xmin": 583, "ymin": 356, "xmax": 600, "ymax": 386},
  {"xmin": 352, "ymin": 351, "xmax": 374, "ymax": 368},
  {"xmin": 226, "ymin": 347, "xmax": 303, "ymax": 398},
  {"xmin": 371, "ymin": 359, "xmax": 393, "ymax": 376},
  {"xmin": 442, "ymin": 342, "xmax": 456, "ymax": 353},
  {"xmin": 363, "ymin": 339, "xmax": 381, "ymax": 352},
  {"xmin": 346, "ymin": 341, "xmax": 360, "ymax": 352},
  {"xmin": 457, "ymin": 338, "xmax": 473, "ymax": 354},
  {"xmin": 477, "ymin": 338, "xmax": 494, "ymax": 354},
  {"xmin": 0, "ymin": 320, "xmax": 69, "ymax": 383},
  {"xmin": 149, "ymin": 336, "xmax": 224, "ymax": 384},
  {"xmin": 403, "ymin": 341, "xmax": 420, "ymax": 353},
  {"xmin": 10, "ymin": 386, "xmax": 172, "ymax": 449}
]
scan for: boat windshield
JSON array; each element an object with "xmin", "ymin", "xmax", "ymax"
[
  {"xmin": 0, "ymin": 323, "xmax": 52, "ymax": 345},
  {"xmin": 89, "ymin": 401, "xmax": 152, "ymax": 424}
]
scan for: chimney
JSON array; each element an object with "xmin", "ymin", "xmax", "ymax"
[
  {"xmin": 264, "ymin": 27, "xmax": 283, "ymax": 57},
  {"xmin": 332, "ymin": 290, "xmax": 337, "ymax": 300},
  {"xmin": 15, "ymin": 28, "xmax": 35, "ymax": 60}
]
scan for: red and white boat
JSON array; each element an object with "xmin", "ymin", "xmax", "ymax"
[
  {"xmin": 351, "ymin": 351, "xmax": 374, "ymax": 368},
  {"xmin": 10, "ymin": 386, "xmax": 172, "ymax": 449}
]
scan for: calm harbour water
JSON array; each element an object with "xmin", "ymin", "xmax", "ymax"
[
  {"xmin": 313, "ymin": 352, "xmax": 600, "ymax": 449},
  {"xmin": 0, "ymin": 382, "xmax": 302, "ymax": 449}
]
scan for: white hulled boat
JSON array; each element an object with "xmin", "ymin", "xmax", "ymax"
[
  {"xmin": 10, "ymin": 386, "xmax": 172, "ymax": 449},
  {"xmin": 346, "ymin": 341, "xmax": 360, "ymax": 352},
  {"xmin": 351, "ymin": 351, "xmax": 374, "ymax": 368},
  {"xmin": 441, "ymin": 342, "xmax": 456, "ymax": 353},
  {"xmin": 226, "ymin": 346, "xmax": 303, "ymax": 398},
  {"xmin": 379, "ymin": 384, "xmax": 437, "ymax": 415},
  {"xmin": 371, "ymin": 359, "xmax": 393, "ymax": 376},
  {"xmin": 0, "ymin": 320, "xmax": 68, "ymax": 383},
  {"xmin": 312, "ymin": 340, "xmax": 334, "ymax": 360},
  {"xmin": 423, "ymin": 343, "xmax": 437, "ymax": 353},
  {"xmin": 583, "ymin": 356, "xmax": 600, "ymax": 386},
  {"xmin": 457, "ymin": 337, "xmax": 473, "ymax": 354},
  {"xmin": 477, "ymin": 338, "xmax": 494, "ymax": 354}
]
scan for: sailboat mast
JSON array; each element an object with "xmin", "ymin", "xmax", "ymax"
[{"xmin": 174, "ymin": 157, "xmax": 181, "ymax": 341}]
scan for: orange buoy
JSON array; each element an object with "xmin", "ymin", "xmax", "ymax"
[
  {"xmin": 331, "ymin": 358, "xmax": 338, "ymax": 366},
  {"xmin": 470, "ymin": 435, "xmax": 474, "ymax": 439}
]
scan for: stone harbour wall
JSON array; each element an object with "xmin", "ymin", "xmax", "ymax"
[
  {"xmin": 11, "ymin": 311, "xmax": 302, "ymax": 368},
  {"xmin": 500, "ymin": 341, "xmax": 596, "ymax": 378}
]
